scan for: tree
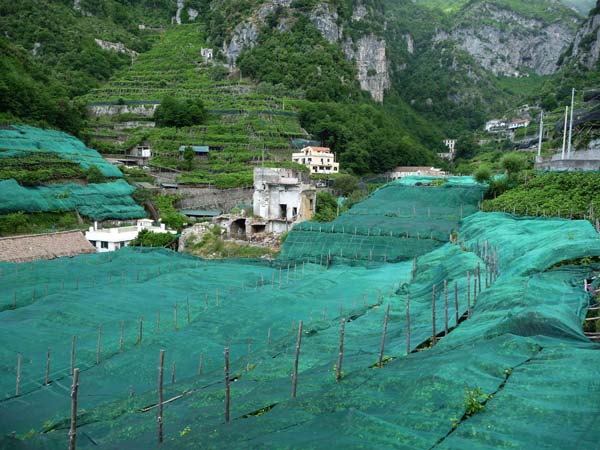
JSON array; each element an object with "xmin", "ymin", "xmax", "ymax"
[
  {"xmin": 333, "ymin": 174, "xmax": 359, "ymax": 196},
  {"xmin": 473, "ymin": 165, "xmax": 492, "ymax": 184},
  {"xmin": 500, "ymin": 154, "xmax": 524, "ymax": 178},
  {"xmin": 129, "ymin": 229, "xmax": 177, "ymax": 247},
  {"xmin": 154, "ymin": 96, "xmax": 205, "ymax": 128},
  {"xmin": 86, "ymin": 165, "xmax": 106, "ymax": 183},
  {"xmin": 313, "ymin": 191, "xmax": 338, "ymax": 222},
  {"xmin": 183, "ymin": 146, "xmax": 195, "ymax": 170}
]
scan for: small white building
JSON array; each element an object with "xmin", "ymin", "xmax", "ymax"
[
  {"xmin": 292, "ymin": 146, "xmax": 340, "ymax": 174},
  {"xmin": 201, "ymin": 48, "xmax": 213, "ymax": 63},
  {"xmin": 485, "ymin": 119, "xmax": 507, "ymax": 133},
  {"xmin": 439, "ymin": 139, "xmax": 457, "ymax": 160},
  {"xmin": 85, "ymin": 219, "xmax": 176, "ymax": 252},
  {"xmin": 508, "ymin": 118, "xmax": 530, "ymax": 130},
  {"xmin": 389, "ymin": 166, "xmax": 446, "ymax": 180},
  {"xmin": 253, "ymin": 167, "xmax": 316, "ymax": 234}
]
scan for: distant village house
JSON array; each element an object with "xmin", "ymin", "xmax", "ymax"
[
  {"xmin": 292, "ymin": 146, "xmax": 339, "ymax": 174},
  {"xmin": 85, "ymin": 219, "xmax": 176, "ymax": 252},
  {"xmin": 389, "ymin": 166, "xmax": 446, "ymax": 180},
  {"xmin": 439, "ymin": 139, "xmax": 457, "ymax": 160},
  {"xmin": 179, "ymin": 145, "xmax": 209, "ymax": 160}
]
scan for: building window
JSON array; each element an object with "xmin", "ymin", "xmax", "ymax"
[
  {"xmin": 334, "ymin": 167, "xmax": 338, "ymax": 171},
  {"xmin": 101, "ymin": 241, "xmax": 109, "ymax": 249},
  {"xmin": 292, "ymin": 207, "xmax": 298, "ymax": 218},
  {"xmin": 89, "ymin": 240, "xmax": 96, "ymax": 247},
  {"xmin": 279, "ymin": 204, "xmax": 287, "ymax": 220}
]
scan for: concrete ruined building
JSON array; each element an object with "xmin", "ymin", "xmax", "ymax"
[
  {"xmin": 292, "ymin": 146, "xmax": 339, "ymax": 174},
  {"xmin": 201, "ymin": 48, "xmax": 213, "ymax": 63},
  {"xmin": 439, "ymin": 139, "xmax": 457, "ymax": 160},
  {"xmin": 252, "ymin": 167, "xmax": 316, "ymax": 234}
]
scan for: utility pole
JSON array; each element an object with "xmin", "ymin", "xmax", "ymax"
[
  {"xmin": 537, "ymin": 110, "xmax": 544, "ymax": 159},
  {"xmin": 561, "ymin": 106, "xmax": 569, "ymax": 160},
  {"xmin": 567, "ymin": 88, "xmax": 575, "ymax": 158}
]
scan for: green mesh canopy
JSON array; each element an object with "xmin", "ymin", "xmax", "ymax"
[
  {"xmin": 0, "ymin": 179, "xmax": 146, "ymax": 220},
  {"xmin": 0, "ymin": 125, "xmax": 123, "ymax": 178},
  {"xmin": 1, "ymin": 183, "xmax": 599, "ymax": 449}
]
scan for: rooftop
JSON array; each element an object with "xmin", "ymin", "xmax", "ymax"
[{"xmin": 0, "ymin": 230, "xmax": 96, "ymax": 263}]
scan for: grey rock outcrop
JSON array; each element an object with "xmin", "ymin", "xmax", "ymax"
[
  {"xmin": 309, "ymin": 3, "xmax": 342, "ymax": 43},
  {"xmin": 94, "ymin": 39, "xmax": 139, "ymax": 59},
  {"xmin": 344, "ymin": 35, "xmax": 390, "ymax": 102},
  {"xmin": 569, "ymin": 10, "xmax": 600, "ymax": 69},
  {"xmin": 223, "ymin": 0, "xmax": 389, "ymax": 101},
  {"xmin": 435, "ymin": 4, "xmax": 577, "ymax": 76},
  {"xmin": 223, "ymin": 21, "xmax": 259, "ymax": 65}
]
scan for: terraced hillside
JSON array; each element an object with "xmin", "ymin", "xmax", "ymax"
[{"xmin": 80, "ymin": 25, "xmax": 310, "ymax": 188}]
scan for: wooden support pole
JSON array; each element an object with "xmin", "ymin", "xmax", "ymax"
[
  {"xmin": 477, "ymin": 263, "xmax": 482, "ymax": 294},
  {"xmin": 68, "ymin": 368, "xmax": 80, "ymax": 450},
  {"xmin": 267, "ymin": 327, "xmax": 271, "ymax": 345},
  {"xmin": 16, "ymin": 353, "xmax": 21, "ymax": 396},
  {"xmin": 174, "ymin": 303, "xmax": 178, "ymax": 331},
  {"xmin": 432, "ymin": 285, "xmax": 437, "ymax": 346},
  {"xmin": 336, "ymin": 318, "xmax": 345, "ymax": 383},
  {"xmin": 157, "ymin": 310, "xmax": 161, "ymax": 332},
  {"xmin": 378, "ymin": 304, "xmax": 391, "ymax": 367},
  {"xmin": 96, "ymin": 326, "xmax": 102, "ymax": 365},
  {"xmin": 198, "ymin": 353, "xmax": 204, "ymax": 376},
  {"xmin": 205, "ymin": 293, "xmax": 208, "ymax": 311},
  {"xmin": 216, "ymin": 288, "xmax": 219, "ymax": 306},
  {"xmin": 224, "ymin": 347, "xmax": 230, "ymax": 422},
  {"xmin": 171, "ymin": 361, "xmax": 176, "ymax": 385},
  {"xmin": 186, "ymin": 298, "xmax": 191, "ymax": 325},
  {"xmin": 120, "ymin": 321, "xmax": 124, "ymax": 353},
  {"xmin": 444, "ymin": 280, "xmax": 449, "ymax": 336},
  {"xmin": 139, "ymin": 317, "xmax": 143, "ymax": 345},
  {"xmin": 292, "ymin": 320, "xmax": 303, "ymax": 398},
  {"xmin": 13, "ymin": 289, "xmax": 16, "ymax": 309},
  {"xmin": 454, "ymin": 281, "xmax": 459, "ymax": 324},
  {"xmin": 473, "ymin": 273, "xmax": 478, "ymax": 306},
  {"xmin": 406, "ymin": 294, "xmax": 411, "ymax": 355},
  {"xmin": 45, "ymin": 347, "xmax": 51, "ymax": 385},
  {"xmin": 158, "ymin": 350, "xmax": 165, "ymax": 444},
  {"xmin": 467, "ymin": 271, "xmax": 471, "ymax": 318},
  {"xmin": 411, "ymin": 257, "xmax": 417, "ymax": 281},
  {"xmin": 70, "ymin": 336, "xmax": 76, "ymax": 375}
]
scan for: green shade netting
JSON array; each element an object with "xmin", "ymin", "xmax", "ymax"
[
  {"xmin": 0, "ymin": 179, "xmax": 146, "ymax": 220},
  {"xmin": 0, "ymin": 126, "xmax": 122, "ymax": 178},
  {"xmin": 1, "ymin": 199, "xmax": 600, "ymax": 448},
  {"xmin": 280, "ymin": 179, "xmax": 486, "ymax": 263}
]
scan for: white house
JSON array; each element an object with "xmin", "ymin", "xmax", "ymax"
[
  {"xmin": 253, "ymin": 167, "xmax": 316, "ymax": 234},
  {"xmin": 508, "ymin": 118, "xmax": 530, "ymax": 130},
  {"xmin": 485, "ymin": 119, "xmax": 507, "ymax": 132},
  {"xmin": 389, "ymin": 166, "xmax": 446, "ymax": 180},
  {"xmin": 85, "ymin": 219, "xmax": 176, "ymax": 252},
  {"xmin": 292, "ymin": 146, "xmax": 340, "ymax": 174}
]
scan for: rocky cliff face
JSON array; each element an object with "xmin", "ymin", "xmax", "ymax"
[
  {"xmin": 343, "ymin": 35, "xmax": 390, "ymax": 102},
  {"xmin": 434, "ymin": 3, "xmax": 578, "ymax": 76},
  {"xmin": 569, "ymin": 9, "xmax": 600, "ymax": 69},
  {"xmin": 222, "ymin": 0, "xmax": 390, "ymax": 102}
]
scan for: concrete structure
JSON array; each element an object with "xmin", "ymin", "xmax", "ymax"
[
  {"xmin": 439, "ymin": 139, "xmax": 457, "ymax": 160},
  {"xmin": 292, "ymin": 146, "xmax": 339, "ymax": 174},
  {"xmin": 535, "ymin": 149, "xmax": 600, "ymax": 172},
  {"xmin": 0, "ymin": 231, "xmax": 95, "ymax": 263},
  {"xmin": 201, "ymin": 48, "xmax": 213, "ymax": 63},
  {"xmin": 85, "ymin": 219, "xmax": 176, "ymax": 252},
  {"xmin": 128, "ymin": 141, "xmax": 152, "ymax": 165},
  {"xmin": 252, "ymin": 167, "xmax": 316, "ymax": 234},
  {"xmin": 485, "ymin": 119, "xmax": 507, "ymax": 132},
  {"xmin": 389, "ymin": 166, "xmax": 446, "ymax": 179}
]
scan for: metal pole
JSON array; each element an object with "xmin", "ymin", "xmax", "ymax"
[
  {"xmin": 568, "ymin": 88, "xmax": 575, "ymax": 157},
  {"xmin": 537, "ymin": 110, "xmax": 544, "ymax": 158},
  {"xmin": 562, "ymin": 106, "xmax": 569, "ymax": 160}
]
